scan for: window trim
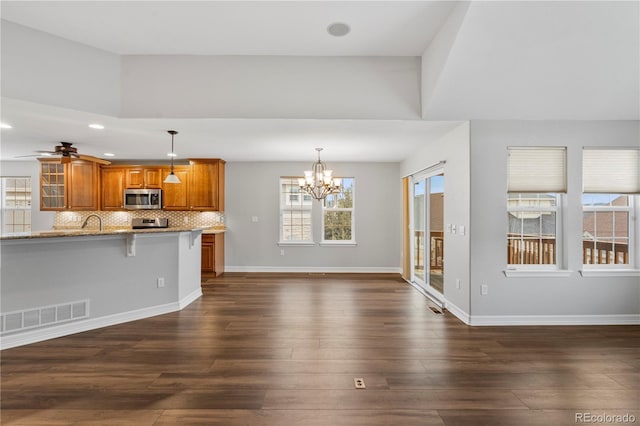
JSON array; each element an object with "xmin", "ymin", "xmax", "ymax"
[
  {"xmin": 321, "ymin": 177, "xmax": 355, "ymax": 244},
  {"xmin": 506, "ymin": 193, "xmax": 563, "ymax": 270},
  {"xmin": 582, "ymin": 194, "xmax": 637, "ymax": 270},
  {"xmin": 278, "ymin": 177, "xmax": 313, "ymax": 245}
]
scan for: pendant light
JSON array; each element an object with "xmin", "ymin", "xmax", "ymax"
[{"xmin": 164, "ymin": 130, "xmax": 181, "ymax": 184}]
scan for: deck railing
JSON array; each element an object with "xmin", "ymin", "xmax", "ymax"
[
  {"xmin": 414, "ymin": 231, "xmax": 444, "ymax": 271},
  {"xmin": 507, "ymin": 234, "xmax": 629, "ymax": 265}
]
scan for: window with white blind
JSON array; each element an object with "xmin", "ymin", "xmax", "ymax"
[
  {"xmin": 507, "ymin": 147, "xmax": 566, "ymax": 268},
  {"xmin": 583, "ymin": 148, "xmax": 639, "ymax": 269},
  {"xmin": 279, "ymin": 177, "xmax": 313, "ymax": 244}
]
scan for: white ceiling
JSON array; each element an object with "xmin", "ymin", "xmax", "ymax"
[
  {"xmin": 0, "ymin": 1, "xmax": 457, "ymax": 56},
  {"xmin": 1, "ymin": 99, "xmax": 462, "ymax": 162},
  {"xmin": 0, "ymin": 1, "xmax": 636, "ymax": 163}
]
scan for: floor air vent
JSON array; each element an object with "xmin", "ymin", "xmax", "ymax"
[
  {"xmin": 1, "ymin": 300, "xmax": 89, "ymax": 334},
  {"xmin": 429, "ymin": 306, "xmax": 443, "ymax": 315}
]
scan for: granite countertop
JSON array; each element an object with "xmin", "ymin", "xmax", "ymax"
[{"xmin": 0, "ymin": 226, "xmax": 225, "ymax": 241}]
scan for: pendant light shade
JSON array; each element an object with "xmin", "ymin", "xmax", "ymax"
[{"xmin": 164, "ymin": 130, "xmax": 181, "ymax": 184}]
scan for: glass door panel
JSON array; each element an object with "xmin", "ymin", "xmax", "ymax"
[{"xmin": 428, "ymin": 174, "xmax": 444, "ymax": 295}]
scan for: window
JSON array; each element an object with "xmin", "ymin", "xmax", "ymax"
[
  {"xmin": 583, "ymin": 194, "xmax": 633, "ymax": 265},
  {"xmin": 279, "ymin": 178, "xmax": 313, "ymax": 243},
  {"xmin": 582, "ymin": 148, "xmax": 639, "ymax": 268},
  {"xmin": 507, "ymin": 147, "xmax": 566, "ymax": 267},
  {"xmin": 1, "ymin": 177, "xmax": 32, "ymax": 235},
  {"xmin": 507, "ymin": 193, "xmax": 558, "ymax": 265},
  {"xmin": 322, "ymin": 177, "xmax": 354, "ymax": 243}
]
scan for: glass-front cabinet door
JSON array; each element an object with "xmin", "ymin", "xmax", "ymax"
[{"xmin": 40, "ymin": 161, "xmax": 66, "ymax": 210}]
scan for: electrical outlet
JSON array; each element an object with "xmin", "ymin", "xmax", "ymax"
[
  {"xmin": 354, "ymin": 378, "xmax": 366, "ymax": 389},
  {"xmin": 481, "ymin": 284, "xmax": 488, "ymax": 295},
  {"xmin": 456, "ymin": 279, "xmax": 461, "ymax": 289},
  {"xmin": 251, "ymin": 216, "xmax": 259, "ymax": 223},
  {"xmin": 459, "ymin": 225, "xmax": 466, "ymax": 236},
  {"xmin": 280, "ymin": 249, "xmax": 285, "ymax": 256},
  {"xmin": 157, "ymin": 277, "xmax": 165, "ymax": 288}
]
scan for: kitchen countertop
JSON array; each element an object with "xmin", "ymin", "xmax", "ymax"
[{"xmin": 0, "ymin": 226, "xmax": 225, "ymax": 241}]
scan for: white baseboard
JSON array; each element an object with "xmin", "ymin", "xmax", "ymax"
[
  {"xmin": 179, "ymin": 288, "xmax": 203, "ymax": 309},
  {"xmin": 0, "ymin": 288, "xmax": 203, "ymax": 350},
  {"xmin": 468, "ymin": 314, "xmax": 640, "ymax": 326},
  {"xmin": 225, "ymin": 266, "xmax": 402, "ymax": 273},
  {"xmin": 444, "ymin": 301, "xmax": 471, "ymax": 325}
]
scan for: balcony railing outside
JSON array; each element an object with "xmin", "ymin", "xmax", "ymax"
[
  {"xmin": 414, "ymin": 231, "xmax": 444, "ymax": 272},
  {"xmin": 507, "ymin": 233, "xmax": 629, "ymax": 265}
]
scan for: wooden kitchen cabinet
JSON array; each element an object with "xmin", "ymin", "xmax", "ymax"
[
  {"xmin": 101, "ymin": 167, "xmax": 126, "ymax": 210},
  {"xmin": 201, "ymin": 233, "xmax": 224, "ymax": 276},
  {"xmin": 189, "ymin": 159, "xmax": 225, "ymax": 211},
  {"xmin": 39, "ymin": 159, "xmax": 99, "ymax": 211},
  {"xmin": 125, "ymin": 167, "xmax": 163, "ymax": 189},
  {"xmin": 161, "ymin": 166, "xmax": 190, "ymax": 210}
]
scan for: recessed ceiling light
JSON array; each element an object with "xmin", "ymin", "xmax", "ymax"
[
  {"xmin": 327, "ymin": 22, "xmax": 350, "ymax": 37},
  {"xmin": 0, "ymin": 123, "xmax": 13, "ymax": 129},
  {"xmin": 167, "ymin": 152, "xmax": 177, "ymax": 157},
  {"xmin": 89, "ymin": 123, "xmax": 105, "ymax": 130},
  {"xmin": 103, "ymin": 153, "xmax": 115, "ymax": 157}
]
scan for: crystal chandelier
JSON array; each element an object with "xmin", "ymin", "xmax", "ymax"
[{"xmin": 298, "ymin": 148, "xmax": 342, "ymax": 200}]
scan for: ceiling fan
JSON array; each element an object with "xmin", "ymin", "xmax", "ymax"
[{"xmin": 15, "ymin": 142, "xmax": 110, "ymax": 164}]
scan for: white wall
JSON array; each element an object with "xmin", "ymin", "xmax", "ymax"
[
  {"xmin": 400, "ymin": 122, "xmax": 471, "ymax": 316},
  {"xmin": 225, "ymin": 161, "xmax": 401, "ymax": 272},
  {"xmin": 469, "ymin": 120, "xmax": 640, "ymax": 322},
  {"xmin": 1, "ymin": 21, "xmax": 121, "ymax": 116},
  {"xmin": 121, "ymin": 56, "xmax": 421, "ymax": 119},
  {"xmin": 0, "ymin": 160, "xmax": 54, "ymax": 231}
]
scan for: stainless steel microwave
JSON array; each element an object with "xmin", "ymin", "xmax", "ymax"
[{"xmin": 124, "ymin": 188, "xmax": 162, "ymax": 210}]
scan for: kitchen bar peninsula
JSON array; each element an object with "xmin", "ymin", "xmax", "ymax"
[{"xmin": 0, "ymin": 228, "xmax": 205, "ymax": 349}]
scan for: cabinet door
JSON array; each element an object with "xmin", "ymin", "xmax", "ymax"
[
  {"xmin": 189, "ymin": 160, "xmax": 219, "ymax": 210},
  {"xmin": 201, "ymin": 235, "xmax": 215, "ymax": 273},
  {"xmin": 125, "ymin": 169, "xmax": 144, "ymax": 188},
  {"xmin": 101, "ymin": 168, "xmax": 125, "ymax": 210},
  {"xmin": 40, "ymin": 161, "xmax": 67, "ymax": 210},
  {"xmin": 162, "ymin": 167, "xmax": 190, "ymax": 210},
  {"xmin": 144, "ymin": 168, "xmax": 163, "ymax": 188},
  {"xmin": 68, "ymin": 161, "xmax": 99, "ymax": 210}
]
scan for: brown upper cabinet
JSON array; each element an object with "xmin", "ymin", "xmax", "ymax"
[
  {"xmin": 98, "ymin": 160, "xmax": 224, "ymax": 212},
  {"xmin": 189, "ymin": 159, "xmax": 225, "ymax": 211},
  {"xmin": 161, "ymin": 166, "xmax": 190, "ymax": 210},
  {"xmin": 39, "ymin": 159, "xmax": 100, "ymax": 211},
  {"xmin": 101, "ymin": 167, "xmax": 126, "ymax": 210},
  {"xmin": 125, "ymin": 167, "xmax": 163, "ymax": 189}
]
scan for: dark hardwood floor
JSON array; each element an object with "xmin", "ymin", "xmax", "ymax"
[{"xmin": 1, "ymin": 273, "xmax": 639, "ymax": 425}]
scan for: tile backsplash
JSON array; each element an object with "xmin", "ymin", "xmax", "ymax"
[{"xmin": 54, "ymin": 210, "xmax": 224, "ymax": 229}]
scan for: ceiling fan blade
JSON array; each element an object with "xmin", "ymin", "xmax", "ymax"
[{"xmin": 34, "ymin": 150, "xmax": 58, "ymax": 155}]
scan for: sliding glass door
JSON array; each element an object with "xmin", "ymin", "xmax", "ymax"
[{"xmin": 410, "ymin": 171, "xmax": 445, "ymax": 297}]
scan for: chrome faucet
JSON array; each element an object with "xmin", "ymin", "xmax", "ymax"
[{"xmin": 81, "ymin": 214, "xmax": 103, "ymax": 232}]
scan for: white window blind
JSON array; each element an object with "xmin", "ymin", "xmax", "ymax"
[
  {"xmin": 508, "ymin": 147, "xmax": 567, "ymax": 193},
  {"xmin": 583, "ymin": 148, "xmax": 640, "ymax": 194}
]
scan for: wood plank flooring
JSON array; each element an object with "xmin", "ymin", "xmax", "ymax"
[{"xmin": 1, "ymin": 273, "xmax": 639, "ymax": 425}]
